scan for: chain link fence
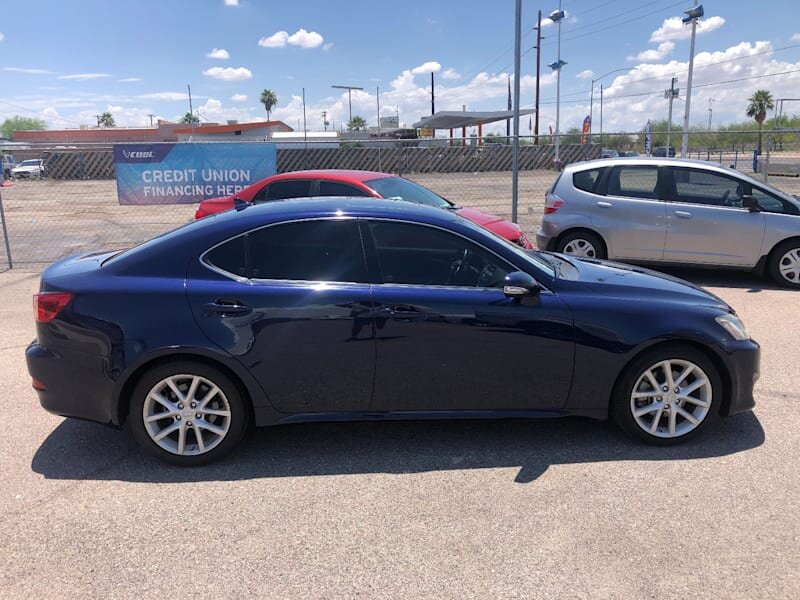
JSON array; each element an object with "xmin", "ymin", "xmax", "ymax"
[{"xmin": 1, "ymin": 131, "xmax": 799, "ymax": 268}]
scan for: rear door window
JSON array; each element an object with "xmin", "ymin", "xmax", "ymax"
[{"xmin": 606, "ymin": 166, "xmax": 660, "ymax": 199}]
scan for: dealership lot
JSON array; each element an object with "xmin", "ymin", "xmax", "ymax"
[{"xmin": 1, "ymin": 264, "xmax": 798, "ymax": 598}]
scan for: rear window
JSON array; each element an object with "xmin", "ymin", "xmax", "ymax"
[{"xmin": 572, "ymin": 168, "xmax": 604, "ymax": 193}]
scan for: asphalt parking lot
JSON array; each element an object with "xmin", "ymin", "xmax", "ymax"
[{"xmin": 1, "ymin": 266, "xmax": 798, "ymax": 598}]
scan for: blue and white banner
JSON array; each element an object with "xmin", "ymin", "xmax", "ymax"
[
  {"xmin": 644, "ymin": 120, "xmax": 652, "ymax": 157},
  {"xmin": 114, "ymin": 142, "xmax": 276, "ymax": 205}
]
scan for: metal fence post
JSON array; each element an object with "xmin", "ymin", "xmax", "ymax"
[{"xmin": 0, "ymin": 188, "xmax": 13, "ymax": 269}]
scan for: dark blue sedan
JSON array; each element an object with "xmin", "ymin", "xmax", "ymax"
[{"xmin": 26, "ymin": 198, "xmax": 760, "ymax": 465}]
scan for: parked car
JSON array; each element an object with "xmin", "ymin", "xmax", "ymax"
[
  {"xmin": 10, "ymin": 158, "xmax": 44, "ymax": 179},
  {"xmin": 620, "ymin": 150, "xmax": 639, "ymax": 157},
  {"xmin": 195, "ymin": 169, "xmax": 533, "ymax": 248},
  {"xmin": 537, "ymin": 157, "xmax": 800, "ymax": 287},
  {"xmin": 27, "ymin": 197, "xmax": 759, "ymax": 465},
  {"xmin": 601, "ymin": 148, "xmax": 619, "ymax": 159},
  {"xmin": 652, "ymin": 146, "xmax": 676, "ymax": 157},
  {"xmin": 1, "ymin": 154, "xmax": 17, "ymax": 178}
]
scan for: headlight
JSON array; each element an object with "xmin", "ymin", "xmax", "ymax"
[{"xmin": 715, "ymin": 314, "xmax": 750, "ymax": 341}]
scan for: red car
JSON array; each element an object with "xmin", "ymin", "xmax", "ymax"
[{"xmin": 195, "ymin": 170, "xmax": 533, "ymax": 248}]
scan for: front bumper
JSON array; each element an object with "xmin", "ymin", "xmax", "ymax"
[
  {"xmin": 719, "ymin": 340, "xmax": 760, "ymax": 416},
  {"xmin": 26, "ymin": 340, "xmax": 115, "ymax": 425}
]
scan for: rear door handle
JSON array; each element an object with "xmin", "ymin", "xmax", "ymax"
[
  {"xmin": 674, "ymin": 211, "xmax": 692, "ymax": 219},
  {"xmin": 203, "ymin": 298, "xmax": 252, "ymax": 316},
  {"xmin": 377, "ymin": 305, "xmax": 426, "ymax": 322},
  {"xmin": 597, "ymin": 201, "xmax": 612, "ymax": 208}
]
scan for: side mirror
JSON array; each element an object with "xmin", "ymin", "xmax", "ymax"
[
  {"xmin": 741, "ymin": 195, "xmax": 760, "ymax": 212},
  {"xmin": 233, "ymin": 197, "xmax": 249, "ymax": 210},
  {"xmin": 503, "ymin": 271, "xmax": 540, "ymax": 298}
]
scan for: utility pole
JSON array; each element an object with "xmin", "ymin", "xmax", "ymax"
[
  {"xmin": 534, "ymin": 10, "xmax": 542, "ymax": 145},
  {"xmin": 511, "ymin": 0, "xmax": 522, "ymax": 223},
  {"xmin": 707, "ymin": 98, "xmax": 714, "ymax": 130},
  {"xmin": 431, "ymin": 72, "xmax": 435, "ymax": 115},
  {"xmin": 331, "ymin": 84, "xmax": 363, "ymax": 125},
  {"xmin": 321, "ymin": 111, "xmax": 328, "ymax": 131},
  {"xmin": 681, "ymin": 2, "xmax": 703, "ymax": 157},
  {"xmin": 506, "ymin": 76, "xmax": 512, "ymax": 139},
  {"xmin": 147, "ymin": 114, "xmax": 155, "ymax": 127},
  {"xmin": 665, "ymin": 77, "xmax": 678, "ymax": 150},
  {"xmin": 94, "ymin": 114, "xmax": 101, "ymax": 127}
]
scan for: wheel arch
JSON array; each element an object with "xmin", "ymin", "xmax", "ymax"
[
  {"xmin": 766, "ymin": 235, "xmax": 800, "ymax": 263},
  {"xmin": 554, "ymin": 227, "xmax": 609, "ymax": 257},
  {"xmin": 113, "ymin": 350, "xmax": 257, "ymax": 427}
]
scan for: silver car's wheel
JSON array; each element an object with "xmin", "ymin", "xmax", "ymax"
[
  {"xmin": 130, "ymin": 361, "xmax": 248, "ymax": 465},
  {"xmin": 563, "ymin": 238, "xmax": 597, "ymax": 257},
  {"xmin": 629, "ymin": 359, "xmax": 712, "ymax": 439},
  {"xmin": 143, "ymin": 374, "xmax": 232, "ymax": 456},
  {"xmin": 556, "ymin": 231, "xmax": 606, "ymax": 259},
  {"xmin": 777, "ymin": 248, "xmax": 800, "ymax": 284}
]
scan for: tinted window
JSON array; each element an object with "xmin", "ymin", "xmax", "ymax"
[
  {"xmin": 318, "ymin": 181, "xmax": 370, "ymax": 197},
  {"xmin": 367, "ymin": 221, "xmax": 511, "ymax": 288},
  {"xmin": 248, "ymin": 219, "xmax": 367, "ymax": 282},
  {"xmin": 205, "ymin": 235, "xmax": 247, "ymax": 277},
  {"xmin": 672, "ymin": 168, "xmax": 743, "ymax": 207},
  {"xmin": 606, "ymin": 166, "xmax": 660, "ymax": 199},
  {"xmin": 573, "ymin": 168, "xmax": 604, "ymax": 193},
  {"xmin": 253, "ymin": 180, "xmax": 313, "ymax": 203},
  {"xmin": 365, "ymin": 177, "xmax": 452, "ymax": 208}
]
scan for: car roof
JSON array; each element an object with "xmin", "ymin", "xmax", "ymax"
[
  {"xmin": 268, "ymin": 169, "xmax": 393, "ymax": 183},
  {"xmin": 564, "ymin": 156, "xmax": 734, "ymax": 173}
]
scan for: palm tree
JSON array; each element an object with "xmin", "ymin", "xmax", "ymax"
[
  {"xmin": 260, "ymin": 89, "xmax": 278, "ymax": 121},
  {"xmin": 746, "ymin": 89, "xmax": 774, "ymax": 154},
  {"xmin": 179, "ymin": 112, "xmax": 200, "ymax": 125},
  {"xmin": 98, "ymin": 111, "xmax": 116, "ymax": 127},
  {"xmin": 348, "ymin": 115, "xmax": 367, "ymax": 132}
]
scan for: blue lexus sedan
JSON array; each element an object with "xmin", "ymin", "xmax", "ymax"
[{"xmin": 26, "ymin": 198, "xmax": 760, "ymax": 465}]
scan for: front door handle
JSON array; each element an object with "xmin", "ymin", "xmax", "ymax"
[
  {"xmin": 675, "ymin": 211, "xmax": 692, "ymax": 219},
  {"xmin": 597, "ymin": 201, "xmax": 612, "ymax": 208},
  {"xmin": 203, "ymin": 299, "xmax": 252, "ymax": 316},
  {"xmin": 377, "ymin": 305, "xmax": 426, "ymax": 322}
]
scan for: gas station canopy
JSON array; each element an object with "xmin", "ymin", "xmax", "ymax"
[{"xmin": 412, "ymin": 109, "xmax": 536, "ymax": 130}]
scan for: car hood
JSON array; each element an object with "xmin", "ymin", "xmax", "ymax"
[
  {"xmin": 13, "ymin": 165, "xmax": 38, "ymax": 171},
  {"xmin": 456, "ymin": 207, "xmax": 522, "ymax": 235},
  {"xmin": 567, "ymin": 257, "xmax": 730, "ymax": 310}
]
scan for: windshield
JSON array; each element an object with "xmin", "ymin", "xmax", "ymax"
[
  {"xmin": 365, "ymin": 176, "xmax": 453, "ymax": 209},
  {"xmin": 19, "ymin": 160, "xmax": 40, "ymax": 167}
]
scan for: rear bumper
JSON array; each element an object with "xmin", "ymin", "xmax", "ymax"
[
  {"xmin": 720, "ymin": 340, "xmax": 760, "ymax": 416},
  {"xmin": 26, "ymin": 340, "xmax": 115, "ymax": 425},
  {"xmin": 535, "ymin": 232, "xmax": 558, "ymax": 251}
]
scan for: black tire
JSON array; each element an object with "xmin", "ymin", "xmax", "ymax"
[
  {"xmin": 128, "ymin": 360, "xmax": 249, "ymax": 466},
  {"xmin": 556, "ymin": 230, "xmax": 607, "ymax": 259},
  {"xmin": 768, "ymin": 239, "xmax": 800, "ymax": 289},
  {"xmin": 611, "ymin": 344, "xmax": 721, "ymax": 445}
]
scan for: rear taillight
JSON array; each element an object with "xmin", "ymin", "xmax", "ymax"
[
  {"xmin": 544, "ymin": 195, "xmax": 565, "ymax": 214},
  {"xmin": 34, "ymin": 292, "xmax": 73, "ymax": 323}
]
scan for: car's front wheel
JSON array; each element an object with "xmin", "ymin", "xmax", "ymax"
[
  {"xmin": 129, "ymin": 361, "xmax": 249, "ymax": 465},
  {"xmin": 556, "ymin": 231, "xmax": 606, "ymax": 259},
  {"xmin": 612, "ymin": 345, "xmax": 720, "ymax": 445},
  {"xmin": 768, "ymin": 239, "xmax": 800, "ymax": 288}
]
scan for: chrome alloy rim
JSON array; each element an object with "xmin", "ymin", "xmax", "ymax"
[
  {"xmin": 563, "ymin": 239, "xmax": 597, "ymax": 258},
  {"xmin": 630, "ymin": 359, "xmax": 712, "ymax": 439},
  {"xmin": 143, "ymin": 374, "xmax": 232, "ymax": 456},
  {"xmin": 778, "ymin": 248, "xmax": 800, "ymax": 284}
]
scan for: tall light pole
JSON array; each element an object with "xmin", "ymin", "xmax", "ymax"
[
  {"xmin": 549, "ymin": 4, "xmax": 566, "ymax": 169},
  {"xmin": 680, "ymin": 3, "xmax": 704, "ymax": 157},
  {"xmin": 666, "ymin": 77, "xmax": 679, "ymax": 150},
  {"xmin": 331, "ymin": 84, "xmax": 363, "ymax": 125},
  {"xmin": 707, "ymin": 97, "xmax": 714, "ymax": 130},
  {"xmin": 589, "ymin": 67, "xmax": 629, "ymax": 143}
]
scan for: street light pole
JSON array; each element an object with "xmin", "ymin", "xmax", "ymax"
[
  {"xmin": 331, "ymin": 84, "xmax": 364, "ymax": 125},
  {"xmin": 589, "ymin": 67, "xmax": 629, "ymax": 144},
  {"xmin": 680, "ymin": 3, "xmax": 704, "ymax": 157},
  {"xmin": 549, "ymin": 5, "xmax": 566, "ymax": 169}
]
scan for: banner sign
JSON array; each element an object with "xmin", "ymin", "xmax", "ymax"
[
  {"xmin": 114, "ymin": 142, "xmax": 276, "ymax": 205},
  {"xmin": 580, "ymin": 115, "xmax": 591, "ymax": 145},
  {"xmin": 644, "ymin": 120, "xmax": 652, "ymax": 157}
]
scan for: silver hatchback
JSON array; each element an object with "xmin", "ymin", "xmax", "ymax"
[{"xmin": 537, "ymin": 157, "xmax": 800, "ymax": 288}]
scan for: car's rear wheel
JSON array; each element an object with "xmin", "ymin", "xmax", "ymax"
[
  {"xmin": 768, "ymin": 240, "xmax": 800, "ymax": 288},
  {"xmin": 129, "ymin": 361, "xmax": 249, "ymax": 465},
  {"xmin": 556, "ymin": 231, "xmax": 606, "ymax": 259},
  {"xmin": 612, "ymin": 345, "xmax": 720, "ymax": 445}
]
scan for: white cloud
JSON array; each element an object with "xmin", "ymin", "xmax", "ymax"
[
  {"xmin": 224, "ymin": 0, "xmax": 239, "ymax": 6},
  {"xmin": 58, "ymin": 73, "xmax": 111, "ymax": 81},
  {"xmin": 206, "ymin": 48, "xmax": 230, "ymax": 60},
  {"xmin": 0, "ymin": 33, "xmax": 4, "ymax": 43},
  {"xmin": 3, "ymin": 67, "xmax": 54, "ymax": 75},
  {"xmin": 288, "ymin": 28, "xmax": 324, "ymax": 49},
  {"xmin": 323, "ymin": 42, "xmax": 334, "ymax": 52},
  {"xmin": 139, "ymin": 92, "xmax": 189, "ymax": 101},
  {"xmin": 230, "ymin": 93, "xmax": 248, "ymax": 102},
  {"xmin": 202, "ymin": 66, "xmax": 253, "ymax": 81},
  {"xmin": 628, "ymin": 41, "xmax": 676, "ymax": 62},
  {"xmin": 119, "ymin": 77, "xmax": 142, "ymax": 83},
  {"xmin": 259, "ymin": 28, "xmax": 325, "ymax": 49},
  {"xmin": 792, "ymin": 33, "xmax": 800, "ymax": 42},
  {"xmin": 442, "ymin": 68, "xmax": 461, "ymax": 80},
  {"xmin": 576, "ymin": 69, "xmax": 594, "ymax": 80},
  {"xmin": 650, "ymin": 15, "xmax": 725, "ymax": 43},
  {"xmin": 411, "ymin": 61, "xmax": 442, "ymax": 76}
]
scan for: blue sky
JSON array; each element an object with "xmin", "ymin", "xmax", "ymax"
[{"xmin": 1, "ymin": 0, "xmax": 800, "ymax": 134}]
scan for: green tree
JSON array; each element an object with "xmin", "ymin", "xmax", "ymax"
[
  {"xmin": 347, "ymin": 115, "xmax": 367, "ymax": 132},
  {"xmin": 746, "ymin": 89, "xmax": 775, "ymax": 154},
  {"xmin": 260, "ymin": 89, "xmax": 278, "ymax": 120},
  {"xmin": 179, "ymin": 112, "xmax": 200, "ymax": 124},
  {"xmin": 98, "ymin": 112, "xmax": 116, "ymax": 127},
  {"xmin": 1, "ymin": 115, "xmax": 46, "ymax": 139}
]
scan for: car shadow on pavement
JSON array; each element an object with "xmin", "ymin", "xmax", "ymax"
[
  {"xmin": 655, "ymin": 267, "xmax": 783, "ymax": 293},
  {"xmin": 31, "ymin": 412, "xmax": 765, "ymax": 484}
]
